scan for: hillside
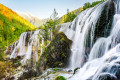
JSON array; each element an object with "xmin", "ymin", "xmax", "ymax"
[
  {"xmin": 16, "ymin": 11, "xmax": 48, "ymax": 27},
  {"xmin": 59, "ymin": 7, "xmax": 83, "ymax": 23},
  {"xmin": 71, "ymin": 7, "xmax": 84, "ymax": 15},
  {"xmin": 59, "ymin": 0, "xmax": 105, "ymax": 23},
  {"xmin": 0, "ymin": 4, "xmax": 36, "ymax": 57}
]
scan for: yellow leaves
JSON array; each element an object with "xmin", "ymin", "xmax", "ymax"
[
  {"xmin": 5, "ymin": 46, "xmax": 7, "ymax": 48},
  {"xmin": 0, "ymin": 61, "xmax": 7, "ymax": 78},
  {"xmin": 62, "ymin": 15, "xmax": 66, "ymax": 23},
  {"xmin": 80, "ymin": 7, "xmax": 84, "ymax": 11},
  {"xmin": 0, "ymin": 61, "xmax": 4, "ymax": 65},
  {"xmin": 1, "ymin": 6, "xmax": 11, "ymax": 19},
  {"xmin": 0, "ymin": 61, "xmax": 14, "ymax": 79},
  {"xmin": 0, "ymin": 4, "xmax": 35, "ymax": 30},
  {"xmin": 12, "ymin": 27, "xmax": 15, "ymax": 31}
]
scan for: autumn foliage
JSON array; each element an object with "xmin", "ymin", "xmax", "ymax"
[{"xmin": 0, "ymin": 4, "xmax": 36, "ymax": 56}]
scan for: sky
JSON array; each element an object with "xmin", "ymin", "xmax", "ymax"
[{"xmin": 0, "ymin": 0, "xmax": 98, "ymax": 19}]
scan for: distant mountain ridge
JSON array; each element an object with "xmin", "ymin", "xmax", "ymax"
[
  {"xmin": 16, "ymin": 11, "xmax": 48, "ymax": 28},
  {"xmin": 16, "ymin": 7, "xmax": 82, "ymax": 27}
]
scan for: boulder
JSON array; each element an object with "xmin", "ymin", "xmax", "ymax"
[
  {"xmin": 37, "ymin": 32, "xmax": 72, "ymax": 74},
  {"xmin": 97, "ymin": 73, "xmax": 117, "ymax": 80}
]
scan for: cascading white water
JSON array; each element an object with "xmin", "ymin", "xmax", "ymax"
[
  {"xmin": 64, "ymin": 0, "xmax": 120, "ymax": 80},
  {"xmin": 69, "ymin": 1, "xmax": 107, "ymax": 68},
  {"xmin": 88, "ymin": 38, "xmax": 106, "ymax": 61},
  {"xmin": 59, "ymin": 22, "xmax": 75, "ymax": 41},
  {"xmin": 10, "ymin": 29, "xmax": 44, "ymax": 64}
]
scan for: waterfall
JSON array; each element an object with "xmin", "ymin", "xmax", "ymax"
[
  {"xmin": 60, "ymin": 0, "xmax": 120, "ymax": 80},
  {"xmin": 60, "ymin": 0, "xmax": 120, "ymax": 79},
  {"xmin": 7, "ymin": 0, "xmax": 120, "ymax": 79},
  {"xmin": 10, "ymin": 29, "xmax": 44, "ymax": 64},
  {"xmin": 59, "ymin": 22, "xmax": 75, "ymax": 41},
  {"xmin": 69, "ymin": 1, "xmax": 107, "ymax": 68}
]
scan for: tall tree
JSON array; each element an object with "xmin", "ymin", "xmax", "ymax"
[
  {"xmin": 83, "ymin": 2, "xmax": 91, "ymax": 10},
  {"xmin": 49, "ymin": 8, "xmax": 59, "ymax": 40},
  {"xmin": 50, "ymin": 8, "xmax": 58, "ymax": 20},
  {"xmin": 42, "ymin": 9, "xmax": 59, "ymax": 41},
  {"xmin": 64, "ymin": 9, "xmax": 77, "ymax": 23}
]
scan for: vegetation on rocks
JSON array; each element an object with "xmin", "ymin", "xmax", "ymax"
[
  {"xmin": 73, "ymin": 67, "xmax": 80, "ymax": 74},
  {"xmin": 59, "ymin": 0, "xmax": 106, "ymax": 24},
  {"xmin": 0, "ymin": 59, "xmax": 22, "ymax": 79},
  {"xmin": 83, "ymin": 0, "xmax": 107, "ymax": 10},
  {"xmin": 18, "ymin": 70, "xmax": 37, "ymax": 80},
  {"xmin": 37, "ymin": 32, "xmax": 72, "ymax": 74},
  {"xmin": 61, "ymin": 9, "xmax": 77, "ymax": 23},
  {"xmin": 39, "ymin": 9, "xmax": 59, "ymax": 42},
  {"xmin": 55, "ymin": 76, "xmax": 66, "ymax": 80}
]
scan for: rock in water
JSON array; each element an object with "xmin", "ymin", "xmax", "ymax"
[{"xmin": 97, "ymin": 73, "xmax": 117, "ymax": 80}]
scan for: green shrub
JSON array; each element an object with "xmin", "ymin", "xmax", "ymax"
[
  {"xmin": 55, "ymin": 76, "xmax": 66, "ymax": 80},
  {"xmin": 53, "ymin": 68, "xmax": 58, "ymax": 71},
  {"xmin": 0, "ymin": 53, "xmax": 4, "ymax": 61}
]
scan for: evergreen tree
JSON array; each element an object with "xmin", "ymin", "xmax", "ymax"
[
  {"xmin": 83, "ymin": 2, "xmax": 91, "ymax": 10},
  {"xmin": 42, "ymin": 9, "xmax": 59, "ymax": 41},
  {"xmin": 64, "ymin": 9, "xmax": 77, "ymax": 23},
  {"xmin": 50, "ymin": 8, "xmax": 58, "ymax": 20}
]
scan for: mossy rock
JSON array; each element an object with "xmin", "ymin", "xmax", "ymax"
[
  {"xmin": 55, "ymin": 76, "xmax": 66, "ymax": 80},
  {"xmin": 37, "ymin": 32, "xmax": 72, "ymax": 74},
  {"xmin": 53, "ymin": 68, "xmax": 59, "ymax": 71},
  {"xmin": 18, "ymin": 70, "xmax": 37, "ymax": 80}
]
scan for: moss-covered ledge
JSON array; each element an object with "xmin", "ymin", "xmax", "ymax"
[{"xmin": 37, "ymin": 32, "xmax": 72, "ymax": 74}]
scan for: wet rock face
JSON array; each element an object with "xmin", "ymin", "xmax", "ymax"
[
  {"xmin": 97, "ymin": 73, "xmax": 117, "ymax": 80},
  {"xmin": 5, "ymin": 41, "xmax": 19, "ymax": 55},
  {"xmin": 25, "ymin": 32, "xmax": 31, "ymax": 46},
  {"xmin": 94, "ymin": 0, "xmax": 115, "ymax": 43},
  {"xmin": 93, "ymin": 62, "xmax": 120, "ymax": 80},
  {"xmin": 37, "ymin": 32, "xmax": 72, "ymax": 74},
  {"xmin": 5, "ymin": 31, "xmax": 33, "ymax": 55},
  {"xmin": 25, "ymin": 32, "xmax": 34, "ymax": 46},
  {"xmin": 18, "ymin": 70, "xmax": 37, "ymax": 80}
]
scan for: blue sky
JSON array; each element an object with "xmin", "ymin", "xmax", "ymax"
[{"xmin": 0, "ymin": 0, "xmax": 98, "ymax": 19}]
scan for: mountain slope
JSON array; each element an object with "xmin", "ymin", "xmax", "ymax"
[
  {"xmin": 59, "ymin": 0, "xmax": 105, "ymax": 23},
  {"xmin": 16, "ymin": 11, "xmax": 47, "ymax": 28},
  {"xmin": 0, "ymin": 4, "xmax": 36, "ymax": 55},
  {"xmin": 59, "ymin": 7, "xmax": 83, "ymax": 23}
]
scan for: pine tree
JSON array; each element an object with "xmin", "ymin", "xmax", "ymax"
[{"xmin": 42, "ymin": 9, "xmax": 59, "ymax": 41}]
